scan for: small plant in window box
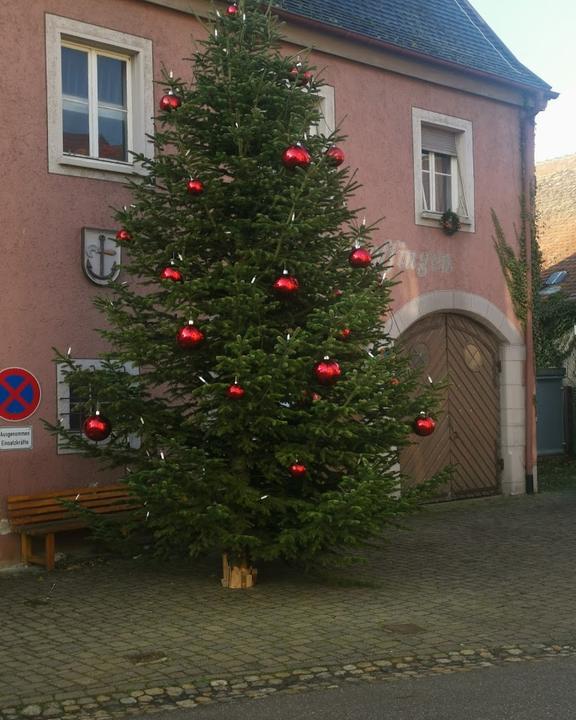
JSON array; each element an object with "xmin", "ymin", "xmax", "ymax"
[{"xmin": 440, "ymin": 210, "xmax": 461, "ymax": 236}]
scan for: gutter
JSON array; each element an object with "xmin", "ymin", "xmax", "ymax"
[
  {"xmin": 520, "ymin": 103, "xmax": 538, "ymax": 494},
  {"xmin": 274, "ymin": 7, "xmax": 558, "ymax": 103}
]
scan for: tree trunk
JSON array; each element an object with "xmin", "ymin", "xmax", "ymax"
[{"xmin": 221, "ymin": 552, "xmax": 257, "ymax": 589}]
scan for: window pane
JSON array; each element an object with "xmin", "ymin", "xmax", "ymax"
[
  {"xmin": 422, "ymin": 170, "xmax": 431, "ymax": 211},
  {"xmin": 68, "ymin": 383, "xmax": 87, "ymax": 433},
  {"xmin": 422, "ymin": 151, "xmax": 430, "ymax": 172},
  {"xmin": 435, "ymin": 153, "xmax": 452, "ymax": 175},
  {"xmin": 62, "ymin": 47, "xmax": 88, "ymax": 99},
  {"xmin": 98, "ymin": 108, "xmax": 127, "ymax": 161},
  {"xmin": 435, "ymin": 172, "xmax": 451, "ymax": 213},
  {"xmin": 98, "ymin": 55, "xmax": 126, "ymax": 107},
  {"xmin": 62, "ymin": 47, "xmax": 90, "ymax": 155},
  {"xmin": 63, "ymin": 99, "xmax": 90, "ymax": 156}
]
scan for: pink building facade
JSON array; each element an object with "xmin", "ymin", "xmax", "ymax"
[{"xmin": 0, "ymin": 0, "xmax": 554, "ymax": 564}]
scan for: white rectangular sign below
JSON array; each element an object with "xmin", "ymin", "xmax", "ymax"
[{"xmin": 0, "ymin": 427, "xmax": 32, "ymax": 451}]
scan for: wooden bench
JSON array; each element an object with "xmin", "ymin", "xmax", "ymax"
[{"xmin": 7, "ymin": 483, "xmax": 139, "ymax": 571}]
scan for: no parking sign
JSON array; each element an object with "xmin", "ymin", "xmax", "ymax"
[{"xmin": 0, "ymin": 368, "xmax": 41, "ymax": 421}]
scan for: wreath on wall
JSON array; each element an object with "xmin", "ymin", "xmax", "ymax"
[{"xmin": 440, "ymin": 210, "xmax": 461, "ymax": 236}]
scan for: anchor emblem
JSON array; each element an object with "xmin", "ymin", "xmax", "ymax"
[{"xmin": 82, "ymin": 228, "xmax": 121, "ymax": 286}]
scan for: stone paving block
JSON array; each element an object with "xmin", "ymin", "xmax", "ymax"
[{"xmin": 3, "ymin": 492, "xmax": 576, "ymax": 713}]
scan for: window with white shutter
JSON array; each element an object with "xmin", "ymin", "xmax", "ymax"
[{"xmin": 413, "ymin": 109, "xmax": 474, "ymax": 231}]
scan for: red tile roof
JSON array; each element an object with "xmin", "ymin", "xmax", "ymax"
[{"xmin": 536, "ymin": 154, "xmax": 576, "ymax": 298}]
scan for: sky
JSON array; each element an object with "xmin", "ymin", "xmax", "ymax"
[{"xmin": 470, "ymin": 0, "xmax": 576, "ymax": 162}]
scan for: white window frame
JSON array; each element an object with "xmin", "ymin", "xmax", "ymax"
[
  {"xmin": 421, "ymin": 151, "xmax": 459, "ymax": 214},
  {"xmin": 309, "ymin": 85, "xmax": 335, "ymax": 138},
  {"xmin": 56, "ymin": 359, "xmax": 139, "ymax": 454},
  {"xmin": 412, "ymin": 108, "xmax": 475, "ymax": 233},
  {"xmin": 61, "ymin": 42, "xmax": 133, "ymax": 162},
  {"xmin": 46, "ymin": 15, "xmax": 153, "ymax": 182}
]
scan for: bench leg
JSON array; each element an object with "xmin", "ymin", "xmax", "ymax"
[
  {"xmin": 20, "ymin": 533, "xmax": 32, "ymax": 566},
  {"xmin": 45, "ymin": 533, "xmax": 56, "ymax": 571}
]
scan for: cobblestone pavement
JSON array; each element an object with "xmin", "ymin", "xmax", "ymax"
[{"xmin": 2, "ymin": 491, "xmax": 576, "ymax": 718}]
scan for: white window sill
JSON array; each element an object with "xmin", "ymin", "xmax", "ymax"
[
  {"xmin": 417, "ymin": 211, "xmax": 475, "ymax": 233},
  {"xmin": 53, "ymin": 153, "xmax": 145, "ymax": 182},
  {"xmin": 421, "ymin": 210, "xmax": 472, "ymax": 225}
]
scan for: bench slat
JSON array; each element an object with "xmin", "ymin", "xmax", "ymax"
[
  {"xmin": 7, "ymin": 483, "xmax": 127, "ymax": 503},
  {"xmin": 9, "ymin": 496, "xmax": 136, "ymax": 518},
  {"xmin": 8, "ymin": 489, "xmax": 133, "ymax": 512},
  {"xmin": 13, "ymin": 513, "xmax": 135, "ymax": 535},
  {"xmin": 7, "ymin": 483, "xmax": 139, "ymax": 531},
  {"xmin": 9, "ymin": 503, "xmax": 140, "ymax": 527}
]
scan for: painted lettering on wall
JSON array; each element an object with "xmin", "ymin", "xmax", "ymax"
[{"xmin": 386, "ymin": 241, "xmax": 453, "ymax": 277}]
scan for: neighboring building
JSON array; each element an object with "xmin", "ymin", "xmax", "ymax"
[
  {"xmin": 535, "ymin": 155, "xmax": 576, "ymax": 457},
  {"xmin": 537, "ymin": 154, "xmax": 576, "ymax": 299},
  {"xmin": 0, "ymin": 0, "xmax": 554, "ymax": 565},
  {"xmin": 536, "ymin": 154, "xmax": 576, "ymax": 383}
]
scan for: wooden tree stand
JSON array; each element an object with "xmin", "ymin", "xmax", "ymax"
[{"xmin": 221, "ymin": 553, "xmax": 257, "ymax": 589}]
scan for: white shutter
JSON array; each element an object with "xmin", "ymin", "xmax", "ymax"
[{"xmin": 422, "ymin": 125, "xmax": 457, "ymax": 156}]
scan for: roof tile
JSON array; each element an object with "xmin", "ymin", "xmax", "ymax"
[{"xmin": 279, "ymin": 0, "xmax": 551, "ymax": 91}]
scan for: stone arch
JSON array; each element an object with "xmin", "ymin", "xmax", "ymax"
[
  {"xmin": 388, "ymin": 291, "xmax": 526, "ymax": 496},
  {"xmin": 385, "ymin": 290, "xmax": 523, "ymax": 345}
]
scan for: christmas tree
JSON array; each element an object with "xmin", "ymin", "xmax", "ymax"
[{"xmin": 52, "ymin": 0, "xmax": 438, "ymax": 581}]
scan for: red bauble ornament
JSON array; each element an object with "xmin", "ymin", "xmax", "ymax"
[
  {"xmin": 159, "ymin": 92, "xmax": 182, "ymax": 111},
  {"xmin": 349, "ymin": 247, "xmax": 372, "ymax": 268},
  {"xmin": 177, "ymin": 322, "xmax": 205, "ymax": 349},
  {"xmin": 289, "ymin": 463, "xmax": 307, "ymax": 479},
  {"xmin": 226, "ymin": 3, "xmax": 239, "ymax": 15},
  {"xmin": 83, "ymin": 413, "xmax": 111, "ymax": 442},
  {"xmin": 227, "ymin": 382, "xmax": 245, "ymax": 399},
  {"xmin": 160, "ymin": 266, "xmax": 183, "ymax": 282},
  {"xmin": 186, "ymin": 178, "xmax": 205, "ymax": 196},
  {"xmin": 115, "ymin": 228, "xmax": 132, "ymax": 242},
  {"xmin": 337, "ymin": 327, "xmax": 352, "ymax": 341},
  {"xmin": 333, "ymin": 288, "xmax": 344, "ymax": 298},
  {"xmin": 273, "ymin": 271, "xmax": 299, "ymax": 296},
  {"xmin": 314, "ymin": 357, "xmax": 342, "ymax": 385},
  {"xmin": 390, "ymin": 377, "xmax": 400, "ymax": 386},
  {"xmin": 326, "ymin": 146, "xmax": 345, "ymax": 166},
  {"xmin": 289, "ymin": 66, "xmax": 313, "ymax": 86},
  {"xmin": 413, "ymin": 413, "xmax": 436, "ymax": 437},
  {"xmin": 282, "ymin": 145, "xmax": 311, "ymax": 170}
]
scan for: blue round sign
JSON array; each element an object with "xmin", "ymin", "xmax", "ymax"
[{"xmin": 0, "ymin": 367, "xmax": 42, "ymax": 422}]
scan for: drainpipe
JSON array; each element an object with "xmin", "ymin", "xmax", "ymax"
[{"xmin": 521, "ymin": 101, "xmax": 537, "ymax": 494}]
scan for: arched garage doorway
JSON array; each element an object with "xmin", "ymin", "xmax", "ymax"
[{"xmin": 399, "ymin": 312, "xmax": 501, "ymax": 499}]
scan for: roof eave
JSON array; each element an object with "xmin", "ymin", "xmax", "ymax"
[{"xmin": 274, "ymin": 7, "xmax": 558, "ymax": 102}]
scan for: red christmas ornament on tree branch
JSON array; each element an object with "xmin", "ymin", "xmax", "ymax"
[
  {"xmin": 326, "ymin": 146, "xmax": 345, "ymax": 167},
  {"xmin": 289, "ymin": 65, "xmax": 313, "ymax": 86},
  {"xmin": 177, "ymin": 321, "xmax": 205, "ymax": 350},
  {"xmin": 314, "ymin": 357, "xmax": 342, "ymax": 385},
  {"xmin": 337, "ymin": 327, "xmax": 352, "ymax": 341},
  {"xmin": 273, "ymin": 270, "xmax": 299, "ymax": 296},
  {"xmin": 160, "ymin": 266, "xmax": 183, "ymax": 283},
  {"xmin": 227, "ymin": 381, "xmax": 245, "ymax": 399},
  {"xmin": 349, "ymin": 246, "xmax": 372, "ymax": 268},
  {"xmin": 116, "ymin": 228, "xmax": 132, "ymax": 242},
  {"xmin": 413, "ymin": 412, "xmax": 436, "ymax": 437},
  {"xmin": 289, "ymin": 462, "xmax": 307, "ymax": 479},
  {"xmin": 83, "ymin": 411, "xmax": 112, "ymax": 442},
  {"xmin": 159, "ymin": 91, "xmax": 182, "ymax": 112},
  {"xmin": 226, "ymin": 3, "xmax": 239, "ymax": 16},
  {"xmin": 186, "ymin": 178, "xmax": 205, "ymax": 196},
  {"xmin": 282, "ymin": 144, "xmax": 311, "ymax": 170}
]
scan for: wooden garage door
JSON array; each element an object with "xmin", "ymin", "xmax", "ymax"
[{"xmin": 400, "ymin": 313, "xmax": 500, "ymax": 499}]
